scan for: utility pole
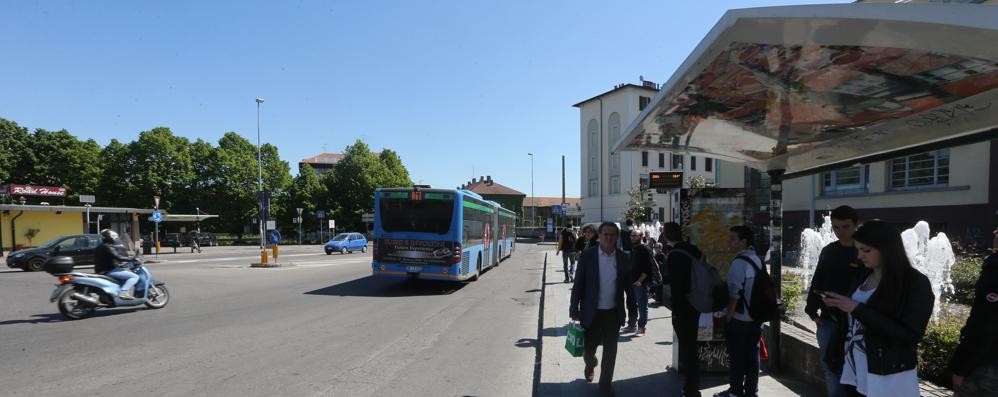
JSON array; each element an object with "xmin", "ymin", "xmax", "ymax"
[
  {"xmin": 561, "ymin": 155, "xmax": 566, "ymax": 225},
  {"xmin": 256, "ymin": 97, "xmax": 265, "ymax": 250}
]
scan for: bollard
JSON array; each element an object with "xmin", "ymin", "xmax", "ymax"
[
  {"xmin": 156, "ymin": 241, "xmax": 161, "ymax": 253},
  {"xmin": 272, "ymin": 245, "xmax": 279, "ymax": 260},
  {"xmin": 261, "ymin": 250, "xmax": 269, "ymax": 265}
]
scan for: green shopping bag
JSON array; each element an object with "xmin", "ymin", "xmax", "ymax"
[{"xmin": 565, "ymin": 322, "xmax": 585, "ymax": 357}]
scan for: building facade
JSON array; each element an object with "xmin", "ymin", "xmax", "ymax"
[
  {"xmin": 574, "ymin": 81, "xmax": 746, "ymax": 224},
  {"xmin": 782, "ymin": 139, "xmax": 998, "ymax": 251}
]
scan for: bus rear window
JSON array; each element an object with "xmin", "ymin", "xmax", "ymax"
[{"xmin": 379, "ymin": 198, "xmax": 454, "ymax": 234}]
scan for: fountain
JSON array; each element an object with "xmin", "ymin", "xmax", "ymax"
[{"xmin": 798, "ymin": 217, "xmax": 955, "ymax": 321}]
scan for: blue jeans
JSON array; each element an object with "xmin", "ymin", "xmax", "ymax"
[
  {"xmin": 726, "ymin": 319, "xmax": 762, "ymax": 397},
  {"xmin": 634, "ymin": 284, "xmax": 648, "ymax": 329},
  {"xmin": 562, "ymin": 253, "xmax": 576, "ymax": 280},
  {"xmin": 817, "ymin": 318, "xmax": 846, "ymax": 397},
  {"xmin": 106, "ymin": 268, "xmax": 139, "ymax": 293}
]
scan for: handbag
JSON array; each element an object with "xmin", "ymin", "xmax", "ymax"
[{"xmin": 565, "ymin": 322, "xmax": 585, "ymax": 357}]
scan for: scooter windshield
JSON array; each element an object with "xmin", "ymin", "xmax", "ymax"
[{"xmin": 114, "ymin": 234, "xmax": 138, "ymax": 256}]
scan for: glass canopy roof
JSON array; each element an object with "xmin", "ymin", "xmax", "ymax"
[{"xmin": 617, "ymin": 3, "xmax": 998, "ymax": 176}]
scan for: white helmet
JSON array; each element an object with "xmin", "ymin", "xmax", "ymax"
[{"xmin": 100, "ymin": 229, "xmax": 118, "ymax": 243}]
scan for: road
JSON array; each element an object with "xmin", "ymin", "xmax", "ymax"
[{"xmin": 0, "ymin": 243, "xmax": 544, "ymax": 397}]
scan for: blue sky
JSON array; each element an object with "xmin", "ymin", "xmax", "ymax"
[{"xmin": 1, "ymin": 0, "xmax": 847, "ymax": 198}]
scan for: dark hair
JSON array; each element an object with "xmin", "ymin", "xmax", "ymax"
[
  {"xmin": 625, "ymin": 219, "xmax": 634, "ymax": 226},
  {"xmin": 598, "ymin": 222, "xmax": 620, "ymax": 234},
  {"xmin": 729, "ymin": 225, "xmax": 754, "ymax": 247},
  {"xmin": 830, "ymin": 205, "xmax": 859, "ymax": 224},
  {"xmin": 566, "ymin": 222, "xmax": 573, "ymax": 228},
  {"xmin": 662, "ymin": 222, "xmax": 682, "ymax": 242},
  {"xmin": 852, "ymin": 220, "xmax": 913, "ymax": 314}
]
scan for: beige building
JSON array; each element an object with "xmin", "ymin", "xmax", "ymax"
[{"xmin": 782, "ymin": 140, "xmax": 998, "ymax": 250}]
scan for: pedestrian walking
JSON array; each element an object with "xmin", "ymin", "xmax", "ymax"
[
  {"xmin": 620, "ymin": 219, "xmax": 634, "ymax": 253},
  {"xmin": 579, "ymin": 224, "xmax": 599, "ymax": 249},
  {"xmin": 569, "ymin": 222, "xmax": 632, "ymax": 397},
  {"xmin": 663, "ymin": 221, "xmax": 705, "ymax": 397},
  {"xmin": 805, "ymin": 205, "xmax": 863, "ymax": 397},
  {"xmin": 715, "ymin": 225, "xmax": 765, "ymax": 397},
  {"xmin": 822, "ymin": 220, "xmax": 934, "ymax": 397},
  {"xmin": 949, "ymin": 252, "xmax": 998, "ymax": 396},
  {"xmin": 625, "ymin": 228, "xmax": 655, "ymax": 336},
  {"xmin": 557, "ymin": 223, "xmax": 579, "ymax": 283}
]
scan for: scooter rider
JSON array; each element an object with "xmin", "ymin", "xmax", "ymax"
[{"xmin": 95, "ymin": 229, "xmax": 138, "ymax": 300}]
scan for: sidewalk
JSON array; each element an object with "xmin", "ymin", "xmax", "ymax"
[{"xmin": 539, "ymin": 247, "xmax": 820, "ymax": 397}]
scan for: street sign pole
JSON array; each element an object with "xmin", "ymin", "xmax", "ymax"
[{"xmin": 296, "ymin": 208, "xmax": 304, "ymax": 245}]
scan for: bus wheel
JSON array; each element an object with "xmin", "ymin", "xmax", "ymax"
[{"xmin": 469, "ymin": 255, "xmax": 482, "ymax": 281}]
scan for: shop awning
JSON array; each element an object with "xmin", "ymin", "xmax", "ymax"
[{"xmin": 617, "ymin": 3, "xmax": 998, "ymax": 177}]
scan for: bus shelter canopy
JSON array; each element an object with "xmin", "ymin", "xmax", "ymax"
[{"xmin": 617, "ymin": 4, "xmax": 998, "ymax": 177}]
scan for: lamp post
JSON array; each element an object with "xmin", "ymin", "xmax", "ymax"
[
  {"xmin": 528, "ymin": 153, "xmax": 534, "ymax": 227},
  {"xmin": 256, "ymin": 97, "xmax": 265, "ymax": 250}
]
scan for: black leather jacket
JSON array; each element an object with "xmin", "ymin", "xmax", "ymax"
[
  {"xmin": 834, "ymin": 267, "xmax": 934, "ymax": 376},
  {"xmin": 94, "ymin": 242, "xmax": 133, "ymax": 274}
]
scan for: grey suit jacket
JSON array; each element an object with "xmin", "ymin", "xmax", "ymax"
[{"xmin": 569, "ymin": 245, "xmax": 631, "ymax": 329}]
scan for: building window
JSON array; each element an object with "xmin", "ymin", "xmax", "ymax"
[
  {"xmin": 608, "ymin": 113, "xmax": 621, "ymax": 195},
  {"xmin": 671, "ymin": 153, "xmax": 683, "ymax": 170},
  {"xmin": 641, "ymin": 151, "xmax": 648, "ymax": 167},
  {"xmin": 589, "ymin": 178, "xmax": 599, "ymax": 197},
  {"xmin": 890, "ymin": 149, "xmax": 950, "ymax": 190},
  {"xmin": 587, "ymin": 119, "xmax": 599, "ymax": 196},
  {"xmin": 639, "ymin": 173, "xmax": 649, "ymax": 189},
  {"xmin": 658, "ymin": 153, "xmax": 665, "ymax": 168},
  {"xmin": 690, "ymin": 156, "xmax": 697, "ymax": 171},
  {"xmin": 822, "ymin": 165, "xmax": 869, "ymax": 195},
  {"xmin": 639, "ymin": 96, "xmax": 651, "ymax": 111},
  {"xmin": 705, "ymin": 157, "xmax": 713, "ymax": 172}
]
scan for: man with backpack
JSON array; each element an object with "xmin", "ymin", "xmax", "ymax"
[
  {"xmin": 662, "ymin": 222, "xmax": 705, "ymax": 397},
  {"xmin": 716, "ymin": 226, "xmax": 768, "ymax": 397},
  {"xmin": 556, "ymin": 223, "xmax": 579, "ymax": 283}
]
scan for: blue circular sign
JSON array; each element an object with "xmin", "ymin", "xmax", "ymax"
[
  {"xmin": 151, "ymin": 210, "xmax": 163, "ymax": 223},
  {"xmin": 267, "ymin": 230, "xmax": 282, "ymax": 244}
]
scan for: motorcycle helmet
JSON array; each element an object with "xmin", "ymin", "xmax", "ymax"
[{"xmin": 100, "ymin": 228, "xmax": 118, "ymax": 243}]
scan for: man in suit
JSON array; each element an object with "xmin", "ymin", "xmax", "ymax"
[{"xmin": 570, "ymin": 221, "xmax": 632, "ymax": 397}]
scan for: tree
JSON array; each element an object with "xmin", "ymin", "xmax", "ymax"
[
  {"xmin": 213, "ymin": 132, "xmax": 261, "ymax": 236},
  {"xmin": 23, "ymin": 128, "xmax": 102, "ymax": 202},
  {"xmin": 123, "ymin": 127, "xmax": 195, "ymax": 210},
  {"xmin": 283, "ymin": 163, "xmax": 325, "ymax": 241},
  {"xmin": 623, "ymin": 186, "xmax": 652, "ymax": 224},
  {"xmin": 378, "ymin": 150, "xmax": 412, "ymax": 188},
  {"xmin": 24, "ymin": 228, "xmax": 39, "ymax": 246},
  {"xmin": 96, "ymin": 139, "xmax": 133, "ymax": 207},
  {"xmin": 326, "ymin": 140, "xmax": 383, "ymax": 231},
  {"xmin": 0, "ymin": 118, "xmax": 33, "ymax": 186}
]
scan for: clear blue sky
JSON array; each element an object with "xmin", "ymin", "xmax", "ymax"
[{"xmin": 1, "ymin": 0, "xmax": 847, "ymax": 198}]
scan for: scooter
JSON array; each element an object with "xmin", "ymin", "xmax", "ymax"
[{"xmin": 47, "ymin": 256, "xmax": 170, "ymax": 320}]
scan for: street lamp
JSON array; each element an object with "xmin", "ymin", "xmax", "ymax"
[
  {"xmin": 256, "ymin": 97, "xmax": 265, "ymax": 250},
  {"xmin": 528, "ymin": 153, "xmax": 534, "ymax": 227}
]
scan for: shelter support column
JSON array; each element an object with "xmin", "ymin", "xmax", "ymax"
[{"xmin": 767, "ymin": 168, "xmax": 784, "ymax": 371}]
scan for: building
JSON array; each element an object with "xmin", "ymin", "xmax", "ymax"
[
  {"xmin": 573, "ymin": 80, "xmax": 747, "ymax": 224},
  {"xmin": 522, "ymin": 196, "xmax": 583, "ymax": 227},
  {"xmin": 782, "ymin": 140, "xmax": 998, "ymax": 251},
  {"xmin": 460, "ymin": 176, "xmax": 526, "ymax": 223},
  {"xmin": 0, "ymin": 204, "xmax": 151, "ymax": 255},
  {"xmin": 300, "ymin": 153, "xmax": 346, "ymax": 177}
]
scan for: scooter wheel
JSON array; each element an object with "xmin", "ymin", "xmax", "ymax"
[
  {"xmin": 58, "ymin": 286, "xmax": 97, "ymax": 320},
  {"xmin": 145, "ymin": 284, "xmax": 170, "ymax": 309}
]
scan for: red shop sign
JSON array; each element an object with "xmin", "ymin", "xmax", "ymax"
[{"xmin": 5, "ymin": 184, "xmax": 68, "ymax": 197}]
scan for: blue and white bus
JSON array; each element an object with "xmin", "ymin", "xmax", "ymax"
[{"xmin": 372, "ymin": 187, "xmax": 515, "ymax": 281}]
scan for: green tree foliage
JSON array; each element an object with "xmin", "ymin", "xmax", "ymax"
[
  {"xmin": 213, "ymin": 132, "xmax": 264, "ymax": 236},
  {"xmin": 282, "ymin": 163, "xmax": 326, "ymax": 238},
  {"xmin": 96, "ymin": 139, "xmax": 132, "ymax": 206},
  {"xmin": 322, "ymin": 140, "xmax": 413, "ymax": 231},
  {"xmin": 0, "ymin": 118, "xmax": 33, "ymax": 185},
  {"xmin": 624, "ymin": 187, "xmax": 651, "ymax": 224},
  {"xmin": 22, "ymin": 128, "xmax": 102, "ymax": 201},
  {"xmin": 123, "ymin": 127, "xmax": 195, "ymax": 209}
]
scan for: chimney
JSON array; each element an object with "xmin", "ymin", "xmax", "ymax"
[
  {"xmin": 486, "ymin": 175, "xmax": 493, "ymax": 185},
  {"xmin": 472, "ymin": 177, "xmax": 477, "ymax": 184}
]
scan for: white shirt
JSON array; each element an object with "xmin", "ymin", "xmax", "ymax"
[
  {"xmin": 840, "ymin": 284, "xmax": 919, "ymax": 396},
  {"xmin": 597, "ymin": 247, "xmax": 618, "ymax": 309},
  {"xmin": 728, "ymin": 249, "xmax": 761, "ymax": 322}
]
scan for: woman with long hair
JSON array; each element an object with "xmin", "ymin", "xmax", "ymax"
[{"xmin": 822, "ymin": 220, "xmax": 934, "ymax": 397}]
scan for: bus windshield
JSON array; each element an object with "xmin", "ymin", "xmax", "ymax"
[{"xmin": 379, "ymin": 195, "xmax": 453, "ymax": 234}]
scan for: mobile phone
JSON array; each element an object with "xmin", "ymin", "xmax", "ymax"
[{"xmin": 811, "ymin": 289, "xmax": 827, "ymax": 297}]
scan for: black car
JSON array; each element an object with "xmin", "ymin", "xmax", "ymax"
[{"xmin": 5, "ymin": 234, "xmax": 102, "ymax": 272}]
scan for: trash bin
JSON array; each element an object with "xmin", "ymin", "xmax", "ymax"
[{"xmin": 142, "ymin": 235, "xmax": 153, "ymax": 255}]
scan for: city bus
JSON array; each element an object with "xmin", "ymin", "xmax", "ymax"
[{"xmin": 372, "ymin": 187, "xmax": 515, "ymax": 281}]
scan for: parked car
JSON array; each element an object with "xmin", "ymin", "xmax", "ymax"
[
  {"xmin": 5, "ymin": 234, "xmax": 102, "ymax": 271},
  {"xmin": 324, "ymin": 232, "xmax": 368, "ymax": 255},
  {"xmin": 162, "ymin": 233, "xmax": 181, "ymax": 248}
]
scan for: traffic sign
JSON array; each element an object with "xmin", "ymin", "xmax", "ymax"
[
  {"xmin": 328, "ymin": 220, "xmax": 335, "ymax": 229},
  {"xmin": 79, "ymin": 195, "xmax": 96, "ymax": 204},
  {"xmin": 551, "ymin": 205, "xmax": 563, "ymax": 216},
  {"xmin": 150, "ymin": 210, "xmax": 163, "ymax": 223},
  {"xmin": 361, "ymin": 213, "xmax": 374, "ymax": 222},
  {"xmin": 316, "ymin": 210, "xmax": 326, "ymax": 219}
]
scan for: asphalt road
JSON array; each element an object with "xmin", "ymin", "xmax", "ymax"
[{"xmin": 0, "ymin": 243, "xmax": 544, "ymax": 397}]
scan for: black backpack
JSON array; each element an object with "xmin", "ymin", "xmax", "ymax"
[
  {"xmin": 736, "ymin": 254, "xmax": 783, "ymax": 323},
  {"xmin": 562, "ymin": 230, "xmax": 577, "ymax": 252}
]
